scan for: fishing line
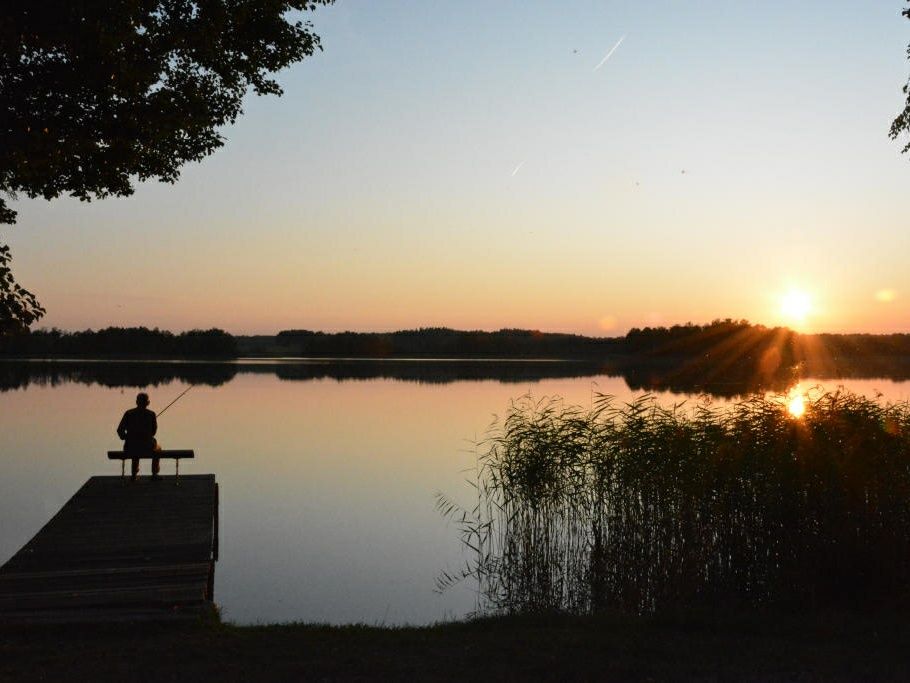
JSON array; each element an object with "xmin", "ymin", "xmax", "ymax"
[{"xmin": 157, "ymin": 385, "xmax": 193, "ymax": 418}]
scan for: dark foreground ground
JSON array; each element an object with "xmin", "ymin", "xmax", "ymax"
[{"xmin": 2, "ymin": 611, "xmax": 909, "ymax": 682}]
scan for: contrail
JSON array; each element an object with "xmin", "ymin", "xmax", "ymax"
[
  {"xmin": 593, "ymin": 35, "xmax": 626, "ymax": 71},
  {"xmin": 511, "ymin": 161, "xmax": 524, "ymax": 176}
]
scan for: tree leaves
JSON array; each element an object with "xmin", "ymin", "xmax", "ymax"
[
  {"xmin": 0, "ymin": 244, "xmax": 45, "ymax": 335},
  {"xmin": 0, "ymin": 1, "xmax": 333, "ymax": 326},
  {"xmin": 0, "ymin": 1, "xmax": 334, "ymax": 221},
  {"xmin": 891, "ymin": 3, "xmax": 910, "ymax": 154}
]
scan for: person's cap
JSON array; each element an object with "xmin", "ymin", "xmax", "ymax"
[{"xmin": 136, "ymin": 392, "xmax": 150, "ymax": 406}]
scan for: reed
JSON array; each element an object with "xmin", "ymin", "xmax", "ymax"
[{"xmin": 437, "ymin": 391, "xmax": 910, "ymax": 615}]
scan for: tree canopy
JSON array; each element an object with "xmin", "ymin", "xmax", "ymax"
[
  {"xmin": 1, "ymin": 0, "xmax": 332, "ymax": 223},
  {"xmin": 891, "ymin": 3, "xmax": 910, "ymax": 154},
  {"xmin": 0, "ymin": 0, "xmax": 332, "ymax": 331}
]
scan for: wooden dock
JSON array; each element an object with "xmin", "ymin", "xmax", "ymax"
[{"xmin": 0, "ymin": 475, "xmax": 218, "ymax": 624}]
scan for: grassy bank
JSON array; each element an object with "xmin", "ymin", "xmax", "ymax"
[{"xmin": 2, "ymin": 611, "xmax": 910, "ymax": 681}]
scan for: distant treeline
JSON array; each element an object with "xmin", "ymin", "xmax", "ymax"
[
  {"xmin": 265, "ymin": 321, "xmax": 910, "ymax": 362},
  {"xmin": 624, "ymin": 320, "xmax": 910, "ymax": 358},
  {"xmin": 265, "ymin": 327, "xmax": 623, "ymax": 358},
  {"xmin": 0, "ymin": 327, "xmax": 237, "ymax": 357},
  {"xmin": 3, "ymin": 320, "xmax": 910, "ymax": 365}
]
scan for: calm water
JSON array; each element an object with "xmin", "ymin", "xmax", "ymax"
[{"xmin": 3, "ymin": 359, "xmax": 910, "ymax": 625}]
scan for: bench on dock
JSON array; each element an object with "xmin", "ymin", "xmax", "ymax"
[{"xmin": 107, "ymin": 450, "xmax": 194, "ymax": 479}]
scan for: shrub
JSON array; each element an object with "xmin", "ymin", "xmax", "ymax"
[{"xmin": 438, "ymin": 391, "xmax": 910, "ymax": 615}]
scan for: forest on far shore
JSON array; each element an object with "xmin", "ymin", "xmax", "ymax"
[
  {"xmin": 1, "ymin": 319, "xmax": 910, "ymax": 362},
  {"xmin": 0, "ymin": 327, "xmax": 237, "ymax": 357}
]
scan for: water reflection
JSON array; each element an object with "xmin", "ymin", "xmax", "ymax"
[
  {"xmin": 0, "ymin": 359, "xmax": 236, "ymax": 391},
  {"xmin": 5, "ymin": 355, "xmax": 910, "ymax": 398},
  {"xmin": 4, "ymin": 361, "xmax": 910, "ymax": 624}
]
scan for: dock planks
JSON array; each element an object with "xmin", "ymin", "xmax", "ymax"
[{"xmin": 0, "ymin": 475, "xmax": 218, "ymax": 624}]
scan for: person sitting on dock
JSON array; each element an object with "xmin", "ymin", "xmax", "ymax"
[{"xmin": 117, "ymin": 393, "xmax": 159, "ymax": 481}]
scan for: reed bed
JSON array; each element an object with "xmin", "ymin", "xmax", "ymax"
[{"xmin": 437, "ymin": 391, "xmax": 910, "ymax": 615}]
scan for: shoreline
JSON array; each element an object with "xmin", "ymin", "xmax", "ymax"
[{"xmin": 3, "ymin": 610, "xmax": 907, "ymax": 681}]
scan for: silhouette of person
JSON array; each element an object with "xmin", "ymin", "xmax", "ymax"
[{"xmin": 117, "ymin": 392, "xmax": 159, "ymax": 480}]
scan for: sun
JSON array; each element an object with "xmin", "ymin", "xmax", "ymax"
[{"xmin": 780, "ymin": 289, "xmax": 812, "ymax": 326}]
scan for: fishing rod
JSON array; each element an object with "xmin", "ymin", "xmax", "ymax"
[{"xmin": 156, "ymin": 385, "xmax": 193, "ymax": 418}]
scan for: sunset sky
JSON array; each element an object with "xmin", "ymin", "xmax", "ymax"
[{"xmin": 6, "ymin": 0, "xmax": 910, "ymax": 336}]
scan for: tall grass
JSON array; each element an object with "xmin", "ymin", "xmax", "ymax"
[{"xmin": 437, "ymin": 391, "xmax": 910, "ymax": 615}]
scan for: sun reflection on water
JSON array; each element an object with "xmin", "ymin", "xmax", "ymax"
[{"xmin": 787, "ymin": 393, "xmax": 806, "ymax": 418}]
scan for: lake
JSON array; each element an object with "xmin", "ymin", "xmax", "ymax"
[{"xmin": 3, "ymin": 358, "xmax": 910, "ymax": 625}]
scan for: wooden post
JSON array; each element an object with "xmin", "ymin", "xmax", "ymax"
[
  {"xmin": 207, "ymin": 483, "xmax": 219, "ymax": 602},
  {"xmin": 213, "ymin": 483, "xmax": 220, "ymax": 562}
]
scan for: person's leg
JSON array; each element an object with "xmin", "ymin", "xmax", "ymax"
[
  {"xmin": 131, "ymin": 457, "xmax": 139, "ymax": 481},
  {"xmin": 151, "ymin": 457, "xmax": 160, "ymax": 477}
]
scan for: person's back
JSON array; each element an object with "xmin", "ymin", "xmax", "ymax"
[
  {"xmin": 117, "ymin": 393, "xmax": 159, "ymax": 479},
  {"xmin": 118, "ymin": 406, "xmax": 157, "ymax": 452}
]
